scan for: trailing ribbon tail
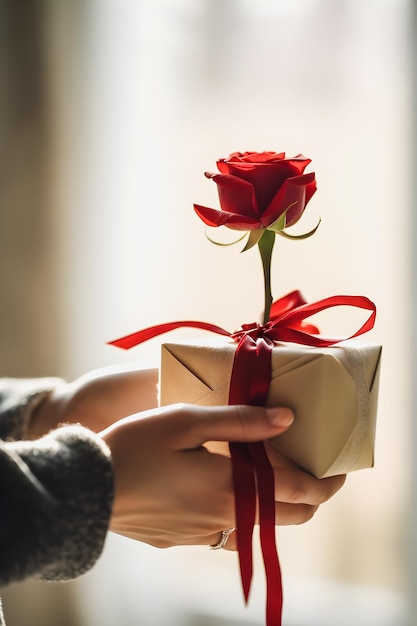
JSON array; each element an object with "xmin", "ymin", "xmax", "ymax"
[{"xmin": 228, "ymin": 333, "xmax": 282, "ymax": 625}]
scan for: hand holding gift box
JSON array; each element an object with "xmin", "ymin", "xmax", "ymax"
[{"xmin": 111, "ymin": 293, "xmax": 380, "ymax": 626}]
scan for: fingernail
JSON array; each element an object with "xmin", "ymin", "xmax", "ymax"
[{"xmin": 266, "ymin": 407, "xmax": 294, "ymax": 427}]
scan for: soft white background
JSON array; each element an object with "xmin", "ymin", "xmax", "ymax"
[{"xmin": 1, "ymin": 1, "xmax": 415, "ymax": 625}]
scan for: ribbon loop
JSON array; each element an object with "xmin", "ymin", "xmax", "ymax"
[{"xmin": 270, "ymin": 294, "xmax": 376, "ymax": 336}]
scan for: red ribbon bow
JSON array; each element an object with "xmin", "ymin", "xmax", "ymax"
[{"xmin": 109, "ymin": 291, "xmax": 376, "ymax": 626}]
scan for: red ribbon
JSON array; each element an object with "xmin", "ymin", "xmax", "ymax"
[{"xmin": 109, "ymin": 291, "xmax": 376, "ymax": 626}]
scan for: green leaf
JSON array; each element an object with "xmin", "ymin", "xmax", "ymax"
[
  {"xmin": 277, "ymin": 217, "xmax": 321, "ymax": 240},
  {"xmin": 241, "ymin": 228, "xmax": 264, "ymax": 252}
]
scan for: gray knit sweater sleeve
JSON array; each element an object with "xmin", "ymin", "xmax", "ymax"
[{"xmin": 0, "ymin": 379, "xmax": 114, "ymax": 587}]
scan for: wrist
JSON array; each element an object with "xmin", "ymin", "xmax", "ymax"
[{"xmin": 26, "ymin": 387, "xmax": 66, "ymax": 439}]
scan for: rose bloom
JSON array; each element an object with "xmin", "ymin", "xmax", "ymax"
[{"xmin": 194, "ymin": 151, "xmax": 317, "ymax": 231}]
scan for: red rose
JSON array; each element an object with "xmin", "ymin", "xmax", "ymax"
[{"xmin": 194, "ymin": 151, "xmax": 317, "ymax": 232}]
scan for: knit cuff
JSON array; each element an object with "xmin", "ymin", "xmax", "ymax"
[
  {"xmin": 0, "ymin": 425, "xmax": 114, "ymax": 584},
  {"xmin": 0, "ymin": 378, "xmax": 65, "ymax": 441}
]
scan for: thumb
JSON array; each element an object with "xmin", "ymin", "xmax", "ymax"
[{"xmin": 186, "ymin": 405, "xmax": 294, "ymax": 448}]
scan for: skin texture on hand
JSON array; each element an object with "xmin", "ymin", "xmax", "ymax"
[
  {"xmin": 100, "ymin": 403, "xmax": 346, "ymax": 551},
  {"xmin": 27, "ymin": 366, "xmax": 159, "ymax": 439},
  {"xmin": 26, "ymin": 366, "xmax": 345, "ymax": 551}
]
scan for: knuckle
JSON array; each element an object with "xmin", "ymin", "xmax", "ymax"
[
  {"xmin": 166, "ymin": 403, "xmax": 197, "ymax": 431},
  {"xmin": 296, "ymin": 504, "xmax": 319, "ymax": 525},
  {"xmin": 287, "ymin": 479, "xmax": 309, "ymax": 505},
  {"xmin": 170, "ymin": 402, "xmax": 193, "ymax": 419},
  {"xmin": 234, "ymin": 404, "xmax": 255, "ymax": 433},
  {"xmin": 320, "ymin": 474, "xmax": 346, "ymax": 503}
]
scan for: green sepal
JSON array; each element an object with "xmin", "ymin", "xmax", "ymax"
[
  {"xmin": 241, "ymin": 228, "xmax": 264, "ymax": 252},
  {"xmin": 277, "ymin": 216, "xmax": 321, "ymax": 240},
  {"xmin": 205, "ymin": 227, "xmax": 248, "ymax": 247},
  {"xmin": 266, "ymin": 201, "xmax": 297, "ymax": 233}
]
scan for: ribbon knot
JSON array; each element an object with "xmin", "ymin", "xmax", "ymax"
[{"xmin": 231, "ymin": 322, "xmax": 270, "ymax": 343}]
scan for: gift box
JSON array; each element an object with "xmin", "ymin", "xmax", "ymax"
[{"xmin": 159, "ymin": 335, "xmax": 382, "ymax": 478}]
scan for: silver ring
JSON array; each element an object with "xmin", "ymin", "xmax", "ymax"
[{"xmin": 209, "ymin": 527, "xmax": 236, "ymax": 550}]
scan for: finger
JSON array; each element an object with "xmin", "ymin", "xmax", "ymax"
[
  {"xmin": 274, "ymin": 501, "xmax": 320, "ymax": 525},
  {"xmin": 221, "ymin": 501, "xmax": 321, "ymax": 550},
  {"xmin": 273, "ymin": 468, "xmax": 346, "ymax": 506},
  {"xmin": 175, "ymin": 404, "xmax": 294, "ymax": 448}
]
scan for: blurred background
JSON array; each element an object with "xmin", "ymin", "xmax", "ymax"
[{"xmin": 0, "ymin": 0, "xmax": 415, "ymax": 624}]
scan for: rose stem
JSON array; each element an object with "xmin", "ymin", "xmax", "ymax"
[{"xmin": 258, "ymin": 229, "xmax": 275, "ymax": 324}]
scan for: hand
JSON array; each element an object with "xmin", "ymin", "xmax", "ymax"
[
  {"xmin": 27, "ymin": 366, "xmax": 159, "ymax": 439},
  {"xmin": 100, "ymin": 403, "xmax": 346, "ymax": 550}
]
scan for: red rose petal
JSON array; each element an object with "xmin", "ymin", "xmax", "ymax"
[
  {"xmin": 261, "ymin": 172, "xmax": 317, "ymax": 228},
  {"xmin": 220, "ymin": 160, "xmax": 304, "ymax": 214},
  {"xmin": 208, "ymin": 173, "xmax": 261, "ymax": 220},
  {"xmin": 193, "ymin": 204, "xmax": 261, "ymax": 230}
]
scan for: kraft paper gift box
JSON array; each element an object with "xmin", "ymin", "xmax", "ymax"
[{"xmin": 159, "ymin": 336, "xmax": 382, "ymax": 478}]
